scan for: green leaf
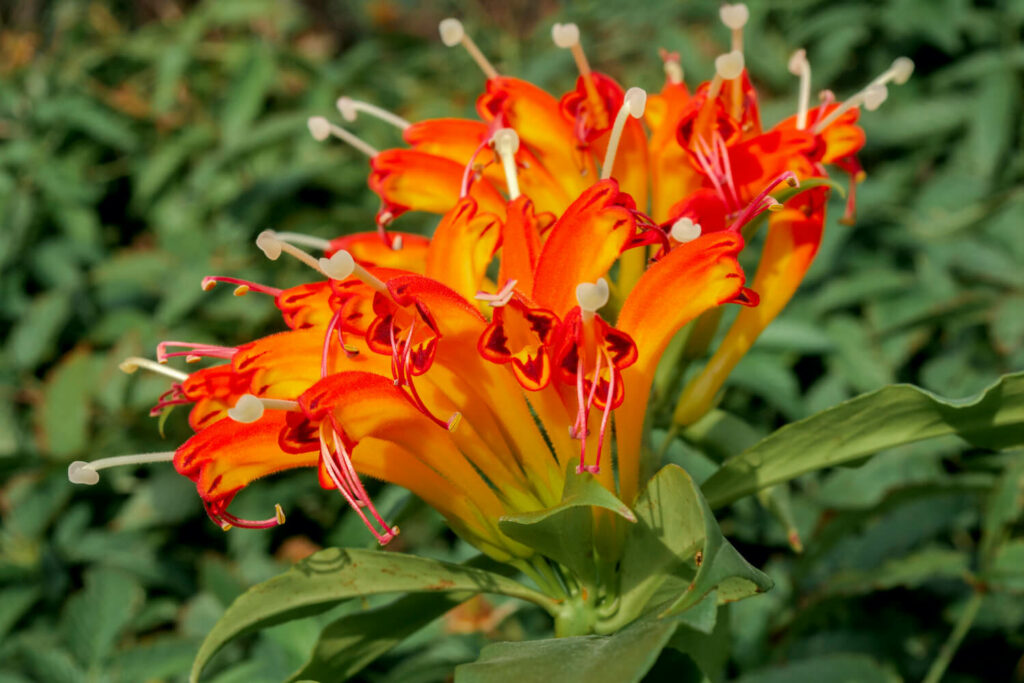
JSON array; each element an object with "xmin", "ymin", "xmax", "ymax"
[
  {"xmin": 287, "ymin": 592, "xmax": 465, "ymax": 683},
  {"xmin": 816, "ymin": 547, "xmax": 971, "ymax": 598},
  {"xmin": 36, "ymin": 348, "xmax": 97, "ymax": 459},
  {"xmin": 499, "ymin": 467, "xmax": 635, "ymax": 586},
  {"xmin": 702, "ymin": 372, "xmax": 1024, "ymax": 508},
  {"xmin": 61, "ymin": 567, "xmax": 144, "ymax": 667},
  {"xmin": 666, "ymin": 601, "xmax": 731, "ymax": 682},
  {"xmin": 734, "ymin": 654, "xmax": 899, "ymax": 683},
  {"xmin": 453, "ymin": 617, "xmax": 678, "ymax": 683},
  {"xmin": 191, "ymin": 548, "xmax": 552, "ymax": 682},
  {"xmin": 0, "ymin": 586, "xmax": 40, "ymax": 642},
  {"xmin": 609, "ymin": 465, "xmax": 772, "ymax": 632}
]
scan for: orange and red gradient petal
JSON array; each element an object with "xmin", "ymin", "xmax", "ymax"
[
  {"xmin": 369, "ymin": 149, "xmax": 506, "ymax": 223},
  {"xmin": 326, "ymin": 232, "xmax": 430, "ymax": 272},
  {"xmin": 646, "ymin": 81, "xmax": 705, "ymax": 222},
  {"xmin": 425, "ymin": 198, "xmax": 501, "ymax": 303},
  {"xmin": 673, "ymin": 187, "xmax": 827, "ymax": 428},
  {"xmin": 276, "ymin": 282, "xmax": 335, "ymax": 330},
  {"xmin": 175, "ymin": 410, "xmax": 317, "ymax": 504},
  {"xmin": 498, "ymin": 197, "xmax": 543, "ymax": 293},
  {"xmin": 615, "ymin": 231, "xmax": 748, "ymax": 503},
  {"xmin": 478, "ymin": 77, "xmax": 595, "ymax": 198},
  {"xmin": 300, "ymin": 371, "xmax": 509, "ymax": 522},
  {"xmin": 531, "ymin": 180, "xmax": 637, "ymax": 317}
]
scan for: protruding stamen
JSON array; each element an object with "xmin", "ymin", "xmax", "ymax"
[
  {"xmin": 119, "ymin": 357, "xmax": 189, "ymax": 382},
  {"xmin": 728, "ymin": 171, "xmax": 799, "ymax": 232},
  {"xmin": 575, "ymin": 278, "xmax": 610, "ymax": 313},
  {"xmin": 670, "ymin": 217, "xmax": 702, "ymax": 243},
  {"xmin": 552, "ymin": 22, "xmax": 609, "ymax": 130},
  {"xmin": 68, "ymin": 452, "xmax": 176, "ymax": 485},
  {"xmin": 660, "ymin": 49, "xmax": 683, "ymax": 84},
  {"xmin": 811, "ymin": 58, "xmax": 913, "ymax": 134},
  {"xmin": 600, "ymin": 87, "xmax": 647, "ymax": 181},
  {"xmin": 491, "ymin": 128, "xmax": 521, "ymax": 199},
  {"xmin": 439, "ymin": 18, "xmax": 499, "ymax": 80},
  {"xmin": 862, "ymin": 83, "xmax": 888, "ymax": 111},
  {"xmin": 257, "ymin": 230, "xmax": 324, "ymax": 273},
  {"xmin": 307, "ymin": 116, "xmax": 379, "ymax": 157},
  {"xmin": 788, "ymin": 49, "xmax": 812, "ymax": 130},
  {"xmin": 272, "ymin": 231, "xmax": 333, "ymax": 252},
  {"xmin": 227, "ymin": 393, "xmax": 301, "ymax": 424},
  {"xmin": 275, "ymin": 503, "xmax": 286, "ymax": 525},
  {"xmin": 475, "ymin": 279, "xmax": 518, "ymax": 308},
  {"xmin": 201, "ymin": 276, "xmax": 282, "ymax": 297},
  {"xmin": 336, "ymin": 96, "xmax": 411, "ymax": 130},
  {"xmin": 720, "ymin": 4, "xmax": 749, "ymax": 52},
  {"xmin": 319, "ymin": 250, "xmax": 356, "ymax": 281},
  {"xmin": 710, "ymin": 50, "xmax": 745, "ymax": 99}
]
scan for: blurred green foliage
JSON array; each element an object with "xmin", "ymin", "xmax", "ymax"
[{"xmin": 1, "ymin": 0, "xmax": 1022, "ymax": 681}]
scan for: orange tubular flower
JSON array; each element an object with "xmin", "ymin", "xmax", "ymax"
[{"xmin": 70, "ymin": 10, "xmax": 911, "ymax": 575}]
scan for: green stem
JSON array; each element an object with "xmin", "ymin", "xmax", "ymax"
[
  {"xmin": 922, "ymin": 590, "xmax": 984, "ymax": 683},
  {"xmin": 514, "ymin": 559, "xmax": 564, "ymax": 603}
]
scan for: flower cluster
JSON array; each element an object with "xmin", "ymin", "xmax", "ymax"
[{"xmin": 70, "ymin": 6, "xmax": 911, "ymax": 563}]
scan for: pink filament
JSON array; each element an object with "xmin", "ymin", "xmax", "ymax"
[{"xmin": 201, "ymin": 276, "xmax": 282, "ymax": 297}]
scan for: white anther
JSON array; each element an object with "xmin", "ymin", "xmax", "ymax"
[
  {"xmin": 336, "ymin": 97, "xmax": 359, "ymax": 122},
  {"xmin": 256, "ymin": 230, "xmax": 282, "ymax": 260},
  {"xmin": 575, "ymin": 278, "xmax": 610, "ymax": 313},
  {"xmin": 439, "ymin": 18, "xmax": 465, "ymax": 46},
  {"xmin": 863, "ymin": 83, "xmax": 888, "ymax": 111},
  {"xmin": 492, "ymin": 128, "xmax": 521, "ymax": 199},
  {"xmin": 715, "ymin": 50, "xmax": 745, "ymax": 80},
  {"xmin": 307, "ymin": 116, "xmax": 331, "ymax": 141},
  {"xmin": 228, "ymin": 393, "xmax": 264, "ymax": 424},
  {"xmin": 318, "ymin": 250, "xmax": 356, "ymax": 281},
  {"xmin": 68, "ymin": 461, "xmax": 100, "ymax": 485},
  {"xmin": 719, "ymin": 3, "xmax": 749, "ymax": 30},
  {"xmin": 623, "ymin": 87, "xmax": 647, "ymax": 118},
  {"xmin": 68, "ymin": 452, "xmax": 176, "ymax": 486},
  {"xmin": 788, "ymin": 49, "xmax": 807, "ymax": 76},
  {"xmin": 492, "ymin": 128, "xmax": 520, "ymax": 155},
  {"xmin": 889, "ymin": 57, "xmax": 914, "ymax": 85},
  {"xmin": 551, "ymin": 22, "xmax": 580, "ymax": 48},
  {"xmin": 670, "ymin": 217, "xmax": 702, "ymax": 243}
]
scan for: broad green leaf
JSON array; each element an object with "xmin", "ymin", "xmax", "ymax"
[
  {"xmin": 453, "ymin": 617, "xmax": 678, "ymax": 683},
  {"xmin": 499, "ymin": 467, "xmax": 635, "ymax": 586},
  {"xmin": 0, "ymin": 586, "xmax": 40, "ymax": 642},
  {"xmin": 287, "ymin": 592, "xmax": 465, "ymax": 683},
  {"xmin": 4, "ymin": 290, "xmax": 71, "ymax": 371},
  {"xmin": 666, "ymin": 602, "xmax": 731, "ymax": 682},
  {"xmin": 609, "ymin": 465, "xmax": 771, "ymax": 632},
  {"xmin": 987, "ymin": 540, "xmax": 1024, "ymax": 592},
  {"xmin": 734, "ymin": 654, "xmax": 898, "ymax": 683},
  {"xmin": 702, "ymin": 372, "xmax": 1024, "ymax": 508},
  {"xmin": 36, "ymin": 348, "xmax": 97, "ymax": 459},
  {"xmin": 191, "ymin": 548, "xmax": 551, "ymax": 682},
  {"xmin": 61, "ymin": 567, "xmax": 144, "ymax": 667},
  {"xmin": 980, "ymin": 452, "xmax": 1024, "ymax": 562},
  {"xmin": 817, "ymin": 547, "xmax": 971, "ymax": 597}
]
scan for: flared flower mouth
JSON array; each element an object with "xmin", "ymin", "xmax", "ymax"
[{"xmin": 70, "ymin": 6, "xmax": 911, "ymax": 563}]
